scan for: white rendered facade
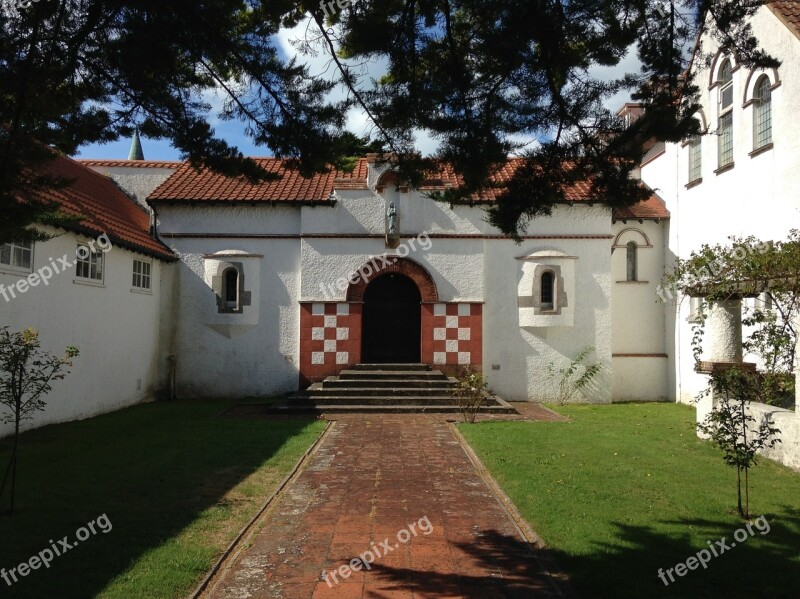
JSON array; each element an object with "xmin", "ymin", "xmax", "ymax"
[{"xmin": 640, "ymin": 4, "xmax": 800, "ymax": 469}]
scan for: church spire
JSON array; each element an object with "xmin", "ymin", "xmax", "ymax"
[{"xmin": 128, "ymin": 128, "xmax": 144, "ymax": 161}]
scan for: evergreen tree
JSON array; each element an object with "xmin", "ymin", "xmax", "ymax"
[{"xmin": 0, "ymin": 1, "xmax": 777, "ymax": 241}]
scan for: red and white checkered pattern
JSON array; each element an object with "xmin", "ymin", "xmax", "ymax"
[
  {"xmin": 310, "ymin": 303, "xmax": 351, "ymax": 365},
  {"xmin": 432, "ymin": 303, "xmax": 473, "ymax": 365}
]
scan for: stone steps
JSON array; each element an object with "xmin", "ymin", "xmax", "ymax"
[
  {"xmin": 274, "ymin": 363, "xmax": 517, "ymax": 414},
  {"xmin": 306, "ymin": 386, "xmax": 457, "ymax": 397},
  {"xmin": 319, "ymin": 378, "xmax": 456, "ymax": 389},
  {"xmin": 336, "ymin": 370, "xmax": 450, "ymax": 381}
]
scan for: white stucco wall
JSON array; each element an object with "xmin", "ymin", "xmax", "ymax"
[
  {"xmin": 611, "ymin": 220, "xmax": 669, "ymax": 401},
  {"xmin": 483, "ymin": 205, "xmax": 613, "ymax": 403},
  {"xmin": 305, "ymin": 198, "xmax": 613, "ymax": 402},
  {"xmin": 84, "ymin": 165, "xmax": 177, "ymax": 209},
  {"xmin": 640, "ymin": 6, "xmax": 800, "ymax": 470},
  {"xmin": 641, "ymin": 6, "xmax": 800, "ymax": 406},
  {"xmin": 156, "ymin": 189, "xmax": 615, "ymax": 403},
  {"xmin": 155, "ymin": 206, "xmax": 303, "ymax": 399},
  {"xmin": 0, "ymin": 227, "xmax": 163, "ymax": 438}
]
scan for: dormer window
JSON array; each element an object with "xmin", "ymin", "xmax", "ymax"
[{"xmin": 717, "ymin": 59, "xmax": 734, "ymax": 168}]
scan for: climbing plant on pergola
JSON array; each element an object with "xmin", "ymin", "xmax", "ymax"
[
  {"xmin": 662, "ymin": 230, "xmax": 799, "ymax": 377},
  {"xmin": 661, "ymin": 230, "xmax": 799, "ymax": 519}
]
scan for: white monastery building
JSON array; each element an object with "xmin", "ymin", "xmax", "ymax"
[{"xmin": 1, "ymin": 2, "xmax": 798, "ymax": 469}]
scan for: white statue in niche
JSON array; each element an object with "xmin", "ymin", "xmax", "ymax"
[{"xmin": 387, "ymin": 201, "xmax": 398, "ymax": 235}]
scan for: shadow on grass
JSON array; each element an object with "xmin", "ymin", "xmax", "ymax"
[
  {"xmin": 0, "ymin": 399, "xmax": 320, "ymax": 598},
  {"xmin": 365, "ymin": 508, "xmax": 800, "ymax": 598}
]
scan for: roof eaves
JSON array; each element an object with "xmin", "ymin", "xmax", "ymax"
[
  {"xmin": 57, "ymin": 221, "xmax": 176, "ymax": 262},
  {"xmin": 147, "ymin": 197, "xmax": 336, "ymax": 207},
  {"xmin": 767, "ymin": 1, "xmax": 800, "ymax": 41}
]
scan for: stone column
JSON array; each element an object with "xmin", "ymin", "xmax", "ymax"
[
  {"xmin": 697, "ymin": 299, "xmax": 743, "ymax": 425},
  {"xmin": 703, "ymin": 299, "xmax": 743, "ymax": 363}
]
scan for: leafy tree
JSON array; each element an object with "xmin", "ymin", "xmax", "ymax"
[
  {"xmin": 0, "ymin": 327, "xmax": 78, "ymax": 515},
  {"xmin": 1, "ymin": 1, "xmax": 777, "ymax": 242},
  {"xmin": 697, "ymin": 367, "xmax": 781, "ymax": 519}
]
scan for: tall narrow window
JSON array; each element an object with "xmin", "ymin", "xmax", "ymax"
[
  {"xmin": 626, "ymin": 241, "xmax": 638, "ymax": 281},
  {"xmin": 688, "ymin": 136, "xmax": 702, "ymax": 183},
  {"xmin": 223, "ymin": 268, "xmax": 239, "ymax": 309},
  {"xmin": 717, "ymin": 59, "xmax": 734, "ymax": 168},
  {"xmin": 753, "ymin": 75, "xmax": 772, "ymax": 150},
  {"xmin": 540, "ymin": 271, "xmax": 554, "ymax": 310}
]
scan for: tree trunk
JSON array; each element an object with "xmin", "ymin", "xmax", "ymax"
[
  {"xmin": 739, "ymin": 399, "xmax": 748, "ymax": 519},
  {"xmin": 9, "ymin": 412, "xmax": 20, "ymax": 514},
  {"xmin": 736, "ymin": 466, "xmax": 744, "ymax": 518},
  {"xmin": 744, "ymin": 467, "xmax": 750, "ymax": 520}
]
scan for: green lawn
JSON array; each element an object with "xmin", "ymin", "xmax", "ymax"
[
  {"xmin": 460, "ymin": 403, "xmax": 800, "ymax": 598},
  {"xmin": 0, "ymin": 400, "xmax": 326, "ymax": 598}
]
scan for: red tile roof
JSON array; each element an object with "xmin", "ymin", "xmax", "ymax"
[
  {"xmin": 28, "ymin": 155, "xmax": 176, "ymax": 261},
  {"xmin": 148, "ymin": 158, "xmax": 369, "ymax": 203},
  {"xmin": 77, "ymin": 159, "xmax": 182, "ymax": 169},
  {"xmin": 612, "ymin": 193, "xmax": 670, "ymax": 221},
  {"xmin": 147, "ymin": 155, "xmax": 667, "ymax": 220},
  {"xmin": 416, "ymin": 158, "xmax": 594, "ymax": 202},
  {"xmin": 148, "ymin": 157, "xmax": 603, "ymax": 203},
  {"xmin": 768, "ymin": 1, "xmax": 800, "ymax": 39}
]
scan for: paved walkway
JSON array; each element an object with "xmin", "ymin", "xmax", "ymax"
[{"xmin": 205, "ymin": 415, "xmax": 571, "ymax": 598}]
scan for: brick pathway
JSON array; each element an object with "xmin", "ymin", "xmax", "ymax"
[{"xmin": 205, "ymin": 416, "xmax": 571, "ymax": 598}]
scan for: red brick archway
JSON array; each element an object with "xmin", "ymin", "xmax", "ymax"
[{"xmin": 346, "ymin": 257, "xmax": 438, "ymax": 303}]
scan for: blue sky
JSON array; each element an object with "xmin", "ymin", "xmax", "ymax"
[{"xmin": 75, "ymin": 121, "xmax": 266, "ymax": 162}]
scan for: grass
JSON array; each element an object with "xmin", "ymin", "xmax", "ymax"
[
  {"xmin": 459, "ymin": 403, "xmax": 800, "ymax": 598},
  {"xmin": 0, "ymin": 399, "xmax": 326, "ymax": 598}
]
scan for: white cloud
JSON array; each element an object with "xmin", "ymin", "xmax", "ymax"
[{"xmin": 589, "ymin": 46, "xmax": 643, "ymax": 111}]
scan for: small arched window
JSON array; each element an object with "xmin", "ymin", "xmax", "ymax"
[
  {"xmin": 223, "ymin": 267, "xmax": 239, "ymax": 309},
  {"xmin": 753, "ymin": 75, "xmax": 772, "ymax": 150},
  {"xmin": 717, "ymin": 59, "xmax": 734, "ymax": 168},
  {"xmin": 626, "ymin": 241, "xmax": 638, "ymax": 281},
  {"xmin": 541, "ymin": 271, "xmax": 555, "ymax": 310}
]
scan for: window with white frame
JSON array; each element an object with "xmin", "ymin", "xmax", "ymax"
[
  {"xmin": 688, "ymin": 136, "xmax": 702, "ymax": 182},
  {"xmin": 75, "ymin": 243, "xmax": 104, "ymax": 282},
  {"xmin": 717, "ymin": 59, "xmax": 734, "ymax": 168},
  {"xmin": 0, "ymin": 241, "xmax": 33, "ymax": 272},
  {"xmin": 753, "ymin": 75, "xmax": 772, "ymax": 150},
  {"xmin": 132, "ymin": 259, "xmax": 152, "ymax": 290}
]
